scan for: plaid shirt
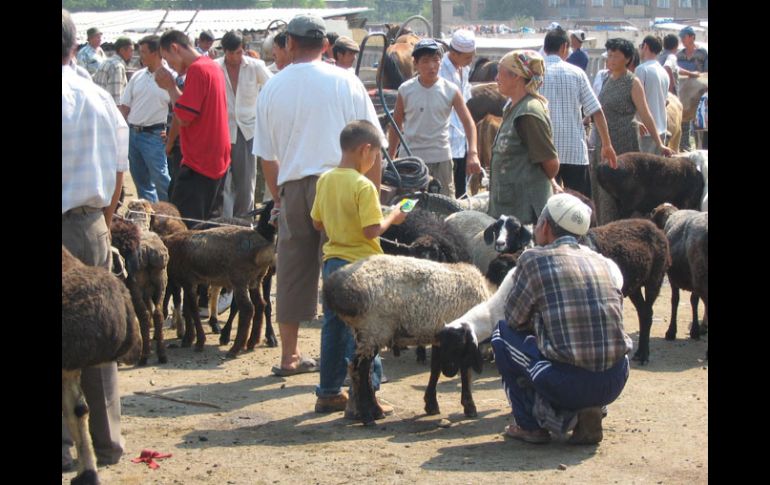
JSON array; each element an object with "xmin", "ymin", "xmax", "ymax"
[
  {"xmin": 76, "ymin": 44, "xmax": 105, "ymax": 76},
  {"xmin": 504, "ymin": 236, "xmax": 632, "ymax": 371},
  {"xmin": 540, "ymin": 55, "xmax": 601, "ymax": 166},
  {"xmin": 62, "ymin": 65, "xmax": 129, "ymax": 213},
  {"xmin": 92, "ymin": 55, "xmax": 127, "ymax": 105}
]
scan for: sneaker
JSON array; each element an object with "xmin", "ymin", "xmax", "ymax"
[
  {"xmin": 315, "ymin": 391, "xmax": 349, "ymax": 413},
  {"xmin": 217, "ymin": 291, "xmax": 233, "ymax": 315}
]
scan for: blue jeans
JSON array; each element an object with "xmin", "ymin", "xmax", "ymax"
[
  {"xmin": 491, "ymin": 321, "xmax": 628, "ymax": 431},
  {"xmin": 129, "ymin": 129, "xmax": 171, "ymax": 202},
  {"xmin": 316, "ymin": 258, "xmax": 382, "ymax": 398}
]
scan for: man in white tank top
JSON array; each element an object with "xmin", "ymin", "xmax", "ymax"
[{"xmin": 386, "ymin": 38, "xmax": 481, "ymax": 197}]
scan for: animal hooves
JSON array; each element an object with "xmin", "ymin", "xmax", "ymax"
[
  {"xmin": 226, "ymin": 351, "xmax": 239, "ymax": 359},
  {"xmin": 194, "ymin": 344, "xmax": 205, "ymax": 353},
  {"xmin": 664, "ymin": 332, "xmax": 676, "ymax": 341},
  {"xmin": 210, "ymin": 323, "xmax": 221, "ymax": 334},
  {"xmin": 631, "ymin": 352, "xmax": 649, "ymax": 365},
  {"xmin": 71, "ymin": 469, "xmax": 99, "ymax": 485},
  {"xmin": 219, "ymin": 337, "xmax": 230, "ymax": 346},
  {"xmin": 266, "ymin": 337, "xmax": 278, "ymax": 348},
  {"xmin": 158, "ymin": 355, "xmax": 168, "ymax": 364},
  {"xmin": 138, "ymin": 358, "xmax": 148, "ymax": 367},
  {"xmin": 424, "ymin": 406, "xmax": 440, "ymax": 416},
  {"xmin": 464, "ymin": 407, "xmax": 478, "ymax": 418}
]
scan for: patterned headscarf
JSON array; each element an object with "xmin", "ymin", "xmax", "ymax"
[{"xmin": 499, "ymin": 49, "xmax": 547, "ymax": 103}]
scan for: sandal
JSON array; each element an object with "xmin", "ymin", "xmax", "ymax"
[
  {"xmin": 271, "ymin": 358, "xmax": 319, "ymax": 376},
  {"xmin": 505, "ymin": 424, "xmax": 551, "ymax": 444}
]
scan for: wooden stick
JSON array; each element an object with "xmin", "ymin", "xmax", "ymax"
[{"xmin": 134, "ymin": 391, "xmax": 222, "ymax": 409}]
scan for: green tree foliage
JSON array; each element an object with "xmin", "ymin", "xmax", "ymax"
[
  {"xmin": 481, "ymin": 0, "xmax": 543, "ymax": 20},
  {"xmin": 271, "ymin": 0, "xmax": 327, "ymax": 7}
]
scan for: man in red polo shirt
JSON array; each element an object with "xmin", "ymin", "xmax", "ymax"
[{"xmin": 155, "ymin": 30, "xmax": 230, "ymax": 227}]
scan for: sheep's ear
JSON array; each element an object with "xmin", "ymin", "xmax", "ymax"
[
  {"xmin": 516, "ymin": 226, "xmax": 533, "ymax": 249},
  {"xmin": 483, "ymin": 221, "xmax": 501, "ymax": 245},
  {"xmin": 462, "ymin": 324, "xmax": 483, "ymax": 374}
]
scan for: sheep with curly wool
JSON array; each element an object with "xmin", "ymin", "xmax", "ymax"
[
  {"xmin": 323, "ymin": 254, "xmax": 493, "ymax": 425},
  {"xmin": 650, "ymin": 203, "xmax": 708, "ymax": 341}
]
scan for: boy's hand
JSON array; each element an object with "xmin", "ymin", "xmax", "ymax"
[{"xmin": 392, "ymin": 208, "xmax": 408, "ymax": 225}]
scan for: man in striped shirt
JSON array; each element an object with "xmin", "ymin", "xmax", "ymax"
[
  {"xmin": 540, "ymin": 27, "xmax": 616, "ymax": 198},
  {"xmin": 491, "ymin": 193, "xmax": 632, "ymax": 445}
]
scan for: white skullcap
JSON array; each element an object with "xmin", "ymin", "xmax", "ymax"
[
  {"xmin": 547, "ymin": 22, "xmax": 561, "ymax": 31},
  {"xmin": 545, "ymin": 193, "xmax": 592, "ymax": 236},
  {"xmin": 450, "ymin": 29, "xmax": 476, "ymax": 53},
  {"xmin": 570, "ymin": 30, "xmax": 586, "ymax": 43}
]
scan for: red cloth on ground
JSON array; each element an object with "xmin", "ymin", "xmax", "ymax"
[{"xmin": 131, "ymin": 449, "xmax": 173, "ymax": 469}]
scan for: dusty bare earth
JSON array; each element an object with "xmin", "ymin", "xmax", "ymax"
[{"xmin": 63, "ymin": 181, "xmax": 707, "ymax": 485}]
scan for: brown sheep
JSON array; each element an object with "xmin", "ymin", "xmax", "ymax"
[{"xmin": 62, "ymin": 246, "xmax": 141, "ymax": 485}]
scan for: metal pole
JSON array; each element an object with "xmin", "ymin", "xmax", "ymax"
[{"xmin": 432, "ymin": 0, "xmax": 442, "ymax": 39}]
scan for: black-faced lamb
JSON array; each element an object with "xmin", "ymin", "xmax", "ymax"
[
  {"xmin": 323, "ymin": 255, "xmax": 493, "ymax": 425},
  {"xmin": 650, "ymin": 203, "xmax": 708, "ymax": 341},
  {"xmin": 62, "ymin": 246, "xmax": 141, "ymax": 485},
  {"xmin": 117, "ymin": 199, "xmax": 170, "ymax": 365},
  {"xmin": 579, "ymin": 219, "xmax": 671, "ymax": 365},
  {"xmin": 594, "ymin": 151, "xmax": 704, "ymax": 225},
  {"xmin": 162, "ymin": 203, "xmax": 276, "ymax": 357}
]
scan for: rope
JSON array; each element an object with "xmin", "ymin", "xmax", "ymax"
[
  {"xmin": 457, "ymin": 167, "xmax": 490, "ymax": 202},
  {"xmin": 123, "ymin": 209, "xmax": 253, "ymax": 229}
]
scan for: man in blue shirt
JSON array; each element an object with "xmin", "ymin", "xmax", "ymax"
[{"xmin": 566, "ymin": 30, "xmax": 589, "ymax": 71}]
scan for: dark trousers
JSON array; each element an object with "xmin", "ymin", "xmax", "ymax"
[
  {"xmin": 556, "ymin": 164, "xmax": 591, "ymax": 199},
  {"xmin": 453, "ymin": 155, "xmax": 467, "ymax": 198},
  {"xmin": 170, "ymin": 165, "xmax": 225, "ymax": 229},
  {"xmin": 491, "ymin": 321, "xmax": 628, "ymax": 431},
  {"xmin": 166, "ymin": 143, "xmax": 183, "ymax": 201}
]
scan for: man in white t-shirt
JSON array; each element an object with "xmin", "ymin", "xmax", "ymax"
[
  {"xmin": 635, "ymin": 35, "xmax": 670, "ymax": 155},
  {"xmin": 216, "ymin": 30, "xmax": 272, "ymax": 218},
  {"xmin": 253, "ymin": 14, "xmax": 384, "ymax": 380},
  {"xmin": 119, "ymin": 35, "xmax": 174, "ymax": 202}
]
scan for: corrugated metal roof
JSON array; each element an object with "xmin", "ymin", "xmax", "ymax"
[{"xmin": 72, "ymin": 8, "xmax": 370, "ymax": 44}]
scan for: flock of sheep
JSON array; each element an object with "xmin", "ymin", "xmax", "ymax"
[{"xmin": 62, "ymin": 149, "xmax": 708, "ymax": 483}]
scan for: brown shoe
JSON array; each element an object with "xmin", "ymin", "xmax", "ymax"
[
  {"xmin": 315, "ymin": 391, "xmax": 349, "ymax": 413},
  {"xmin": 568, "ymin": 407, "xmax": 604, "ymax": 445},
  {"xmin": 504, "ymin": 424, "xmax": 551, "ymax": 444}
]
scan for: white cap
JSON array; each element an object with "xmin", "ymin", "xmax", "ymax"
[
  {"xmin": 545, "ymin": 193, "xmax": 592, "ymax": 236},
  {"xmin": 450, "ymin": 29, "xmax": 476, "ymax": 53},
  {"xmin": 570, "ymin": 30, "xmax": 586, "ymax": 43},
  {"xmin": 547, "ymin": 22, "xmax": 561, "ymax": 31}
]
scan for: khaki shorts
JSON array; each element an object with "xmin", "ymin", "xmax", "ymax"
[
  {"xmin": 427, "ymin": 160, "xmax": 455, "ymax": 197},
  {"xmin": 276, "ymin": 176, "xmax": 325, "ymax": 323}
]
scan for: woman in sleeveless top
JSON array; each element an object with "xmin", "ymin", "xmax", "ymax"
[
  {"xmin": 487, "ymin": 50, "xmax": 560, "ymax": 223},
  {"xmin": 597, "ymin": 38, "xmax": 673, "ymax": 157}
]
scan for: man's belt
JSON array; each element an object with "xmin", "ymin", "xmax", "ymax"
[{"xmin": 129, "ymin": 123, "xmax": 166, "ymax": 133}]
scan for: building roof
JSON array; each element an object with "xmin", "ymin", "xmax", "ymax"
[{"xmin": 71, "ymin": 8, "xmax": 370, "ymax": 44}]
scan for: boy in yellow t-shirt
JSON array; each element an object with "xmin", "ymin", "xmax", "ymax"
[{"xmin": 310, "ymin": 120, "xmax": 406, "ymax": 415}]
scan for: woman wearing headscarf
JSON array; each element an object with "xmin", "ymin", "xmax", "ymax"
[{"xmin": 487, "ymin": 50, "xmax": 560, "ymax": 223}]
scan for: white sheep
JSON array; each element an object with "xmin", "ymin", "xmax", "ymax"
[{"xmin": 323, "ymin": 254, "xmax": 493, "ymax": 425}]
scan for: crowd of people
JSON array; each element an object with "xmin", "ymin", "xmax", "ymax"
[{"xmin": 63, "ymin": 8, "xmax": 708, "ymax": 472}]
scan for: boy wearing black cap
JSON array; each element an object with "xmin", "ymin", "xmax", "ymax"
[{"xmin": 387, "ymin": 38, "xmax": 480, "ymax": 197}]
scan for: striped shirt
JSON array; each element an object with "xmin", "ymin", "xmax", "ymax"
[
  {"xmin": 92, "ymin": 55, "xmax": 127, "ymax": 105},
  {"xmin": 504, "ymin": 236, "xmax": 632, "ymax": 372},
  {"xmin": 540, "ymin": 55, "xmax": 601, "ymax": 166},
  {"xmin": 62, "ymin": 65, "xmax": 129, "ymax": 214}
]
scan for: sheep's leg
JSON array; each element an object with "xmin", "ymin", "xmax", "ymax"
[
  {"xmin": 226, "ymin": 286, "xmax": 254, "ymax": 359},
  {"xmin": 182, "ymin": 284, "xmax": 206, "ymax": 351},
  {"xmin": 415, "ymin": 345, "xmax": 427, "ymax": 364},
  {"xmin": 151, "ymin": 298, "xmax": 167, "ymax": 364},
  {"xmin": 460, "ymin": 365, "xmax": 478, "ymax": 418},
  {"xmin": 219, "ymin": 303, "xmax": 237, "ymax": 346},
  {"xmin": 423, "ymin": 346, "xmax": 441, "ymax": 415},
  {"xmin": 665, "ymin": 286, "xmax": 680, "ymax": 340},
  {"xmin": 63, "ymin": 370, "xmax": 99, "ymax": 484},
  {"xmin": 353, "ymin": 353, "xmax": 380, "ymax": 426},
  {"xmin": 133, "ymin": 294, "xmax": 152, "ymax": 366},
  {"xmin": 689, "ymin": 292, "xmax": 701, "ymax": 340},
  {"xmin": 700, "ymin": 298, "xmax": 708, "ymax": 336},
  {"xmin": 247, "ymin": 286, "xmax": 264, "ymax": 350},
  {"xmin": 262, "ymin": 269, "xmax": 277, "ymax": 348},
  {"xmin": 207, "ymin": 286, "xmax": 222, "ymax": 334},
  {"xmin": 630, "ymin": 289, "xmax": 652, "ymax": 365}
]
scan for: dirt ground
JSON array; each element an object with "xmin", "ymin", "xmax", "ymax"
[{"xmin": 64, "ymin": 182, "xmax": 707, "ymax": 484}]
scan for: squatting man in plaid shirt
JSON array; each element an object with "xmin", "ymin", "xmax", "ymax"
[{"xmin": 490, "ymin": 193, "xmax": 633, "ymax": 445}]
